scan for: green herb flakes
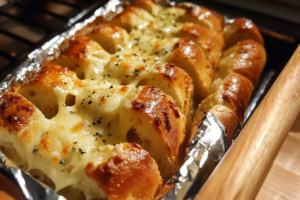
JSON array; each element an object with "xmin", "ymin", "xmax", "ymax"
[
  {"xmin": 96, "ymin": 132, "xmax": 102, "ymax": 137},
  {"xmin": 78, "ymin": 148, "xmax": 86, "ymax": 154}
]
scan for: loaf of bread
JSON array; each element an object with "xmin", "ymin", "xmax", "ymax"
[
  {"xmin": 0, "ymin": 0, "xmax": 266, "ymax": 199},
  {"xmin": 191, "ymin": 19, "xmax": 266, "ymax": 147}
]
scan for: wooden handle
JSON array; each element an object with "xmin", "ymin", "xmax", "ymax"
[{"xmin": 195, "ymin": 44, "xmax": 300, "ymax": 200}]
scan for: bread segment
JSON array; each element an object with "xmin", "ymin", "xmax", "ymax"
[
  {"xmin": 51, "ymin": 36, "xmax": 111, "ymax": 79},
  {"xmin": 178, "ymin": 22, "xmax": 224, "ymax": 66},
  {"xmin": 170, "ymin": 38, "xmax": 213, "ymax": 99},
  {"xmin": 0, "ymin": 92, "xmax": 37, "ymax": 133},
  {"xmin": 224, "ymin": 18, "xmax": 264, "ymax": 49},
  {"xmin": 85, "ymin": 23, "xmax": 129, "ymax": 54},
  {"xmin": 122, "ymin": 86, "xmax": 185, "ymax": 179},
  {"xmin": 192, "ymin": 24, "xmax": 266, "ymax": 147},
  {"xmin": 84, "ymin": 143, "xmax": 162, "ymax": 200},
  {"xmin": 195, "ymin": 73, "xmax": 253, "ymax": 125},
  {"xmin": 178, "ymin": 4, "xmax": 224, "ymax": 32},
  {"xmin": 16, "ymin": 65, "xmax": 85, "ymax": 119},
  {"xmin": 111, "ymin": 6, "xmax": 155, "ymax": 32},
  {"xmin": 216, "ymin": 40, "xmax": 266, "ymax": 84}
]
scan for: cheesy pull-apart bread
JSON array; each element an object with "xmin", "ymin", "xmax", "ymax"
[
  {"xmin": 192, "ymin": 22, "xmax": 266, "ymax": 146},
  {"xmin": 0, "ymin": 0, "xmax": 266, "ymax": 199}
]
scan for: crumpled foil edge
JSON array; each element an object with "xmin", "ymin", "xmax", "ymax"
[
  {"xmin": 157, "ymin": 113, "xmax": 227, "ymax": 200},
  {"xmin": 0, "ymin": 153, "xmax": 65, "ymax": 200}
]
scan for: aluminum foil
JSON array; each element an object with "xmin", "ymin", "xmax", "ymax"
[
  {"xmin": 156, "ymin": 113, "xmax": 227, "ymax": 200},
  {"xmin": 0, "ymin": 153, "xmax": 65, "ymax": 200},
  {"xmin": 0, "ymin": 0, "xmax": 230, "ymax": 200}
]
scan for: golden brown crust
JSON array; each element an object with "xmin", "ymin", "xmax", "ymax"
[
  {"xmin": 0, "ymin": 92, "xmax": 35, "ymax": 132},
  {"xmin": 179, "ymin": 5, "xmax": 224, "ymax": 33},
  {"xmin": 222, "ymin": 73, "xmax": 253, "ymax": 124},
  {"xmin": 155, "ymin": 63, "xmax": 193, "ymax": 117},
  {"xmin": 179, "ymin": 22, "xmax": 224, "ymax": 67},
  {"xmin": 88, "ymin": 23, "xmax": 124, "ymax": 37},
  {"xmin": 191, "ymin": 72, "xmax": 253, "ymax": 148},
  {"xmin": 130, "ymin": 0, "xmax": 160, "ymax": 14},
  {"xmin": 50, "ymin": 35, "xmax": 111, "ymax": 81},
  {"xmin": 133, "ymin": 0, "xmax": 162, "ymax": 14},
  {"xmin": 85, "ymin": 143, "xmax": 162, "ymax": 200},
  {"xmin": 232, "ymin": 40, "xmax": 266, "ymax": 84},
  {"xmin": 132, "ymin": 86, "xmax": 182, "ymax": 157},
  {"xmin": 188, "ymin": 110, "xmax": 206, "ymax": 150},
  {"xmin": 56, "ymin": 35, "xmax": 104, "ymax": 64},
  {"xmin": 111, "ymin": 6, "xmax": 154, "ymax": 32},
  {"xmin": 216, "ymin": 39, "xmax": 266, "ymax": 84},
  {"xmin": 20, "ymin": 65, "xmax": 85, "ymax": 89},
  {"xmin": 162, "ymin": 63, "xmax": 177, "ymax": 81},
  {"xmin": 15, "ymin": 65, "xmax": 85, "ymax": 119},
  {"xmin": 224, "ymin": 18, "xmax": 264, "ymax": 49},
  {"xmin": 210, "ymin": 105, "xmax": 239, "ymax": 146},
  {"xmin": 85, "ymin": 23, "xmax": 128, "ymax": 54},
  {"xmin": 171, "ymin": 38, "xmax": 213, "ymax": 100}
]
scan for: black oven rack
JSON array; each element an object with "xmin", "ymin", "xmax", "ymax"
[{"xmin": 0, "ymin": 0, "xmax": 107, "ymax": 80}]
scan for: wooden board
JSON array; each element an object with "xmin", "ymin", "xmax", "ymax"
[
  {"xmin": 256, "ymin": 112, "xmax": 300, "ymax": 200},
  {"xmin": 194, "ymin": 45, "xmax": 300, "ymax": 200}
]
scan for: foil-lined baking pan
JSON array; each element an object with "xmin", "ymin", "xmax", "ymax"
[{"xmin": 0, "ymin": 0, "xmax": 297, "ymax": 199}]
